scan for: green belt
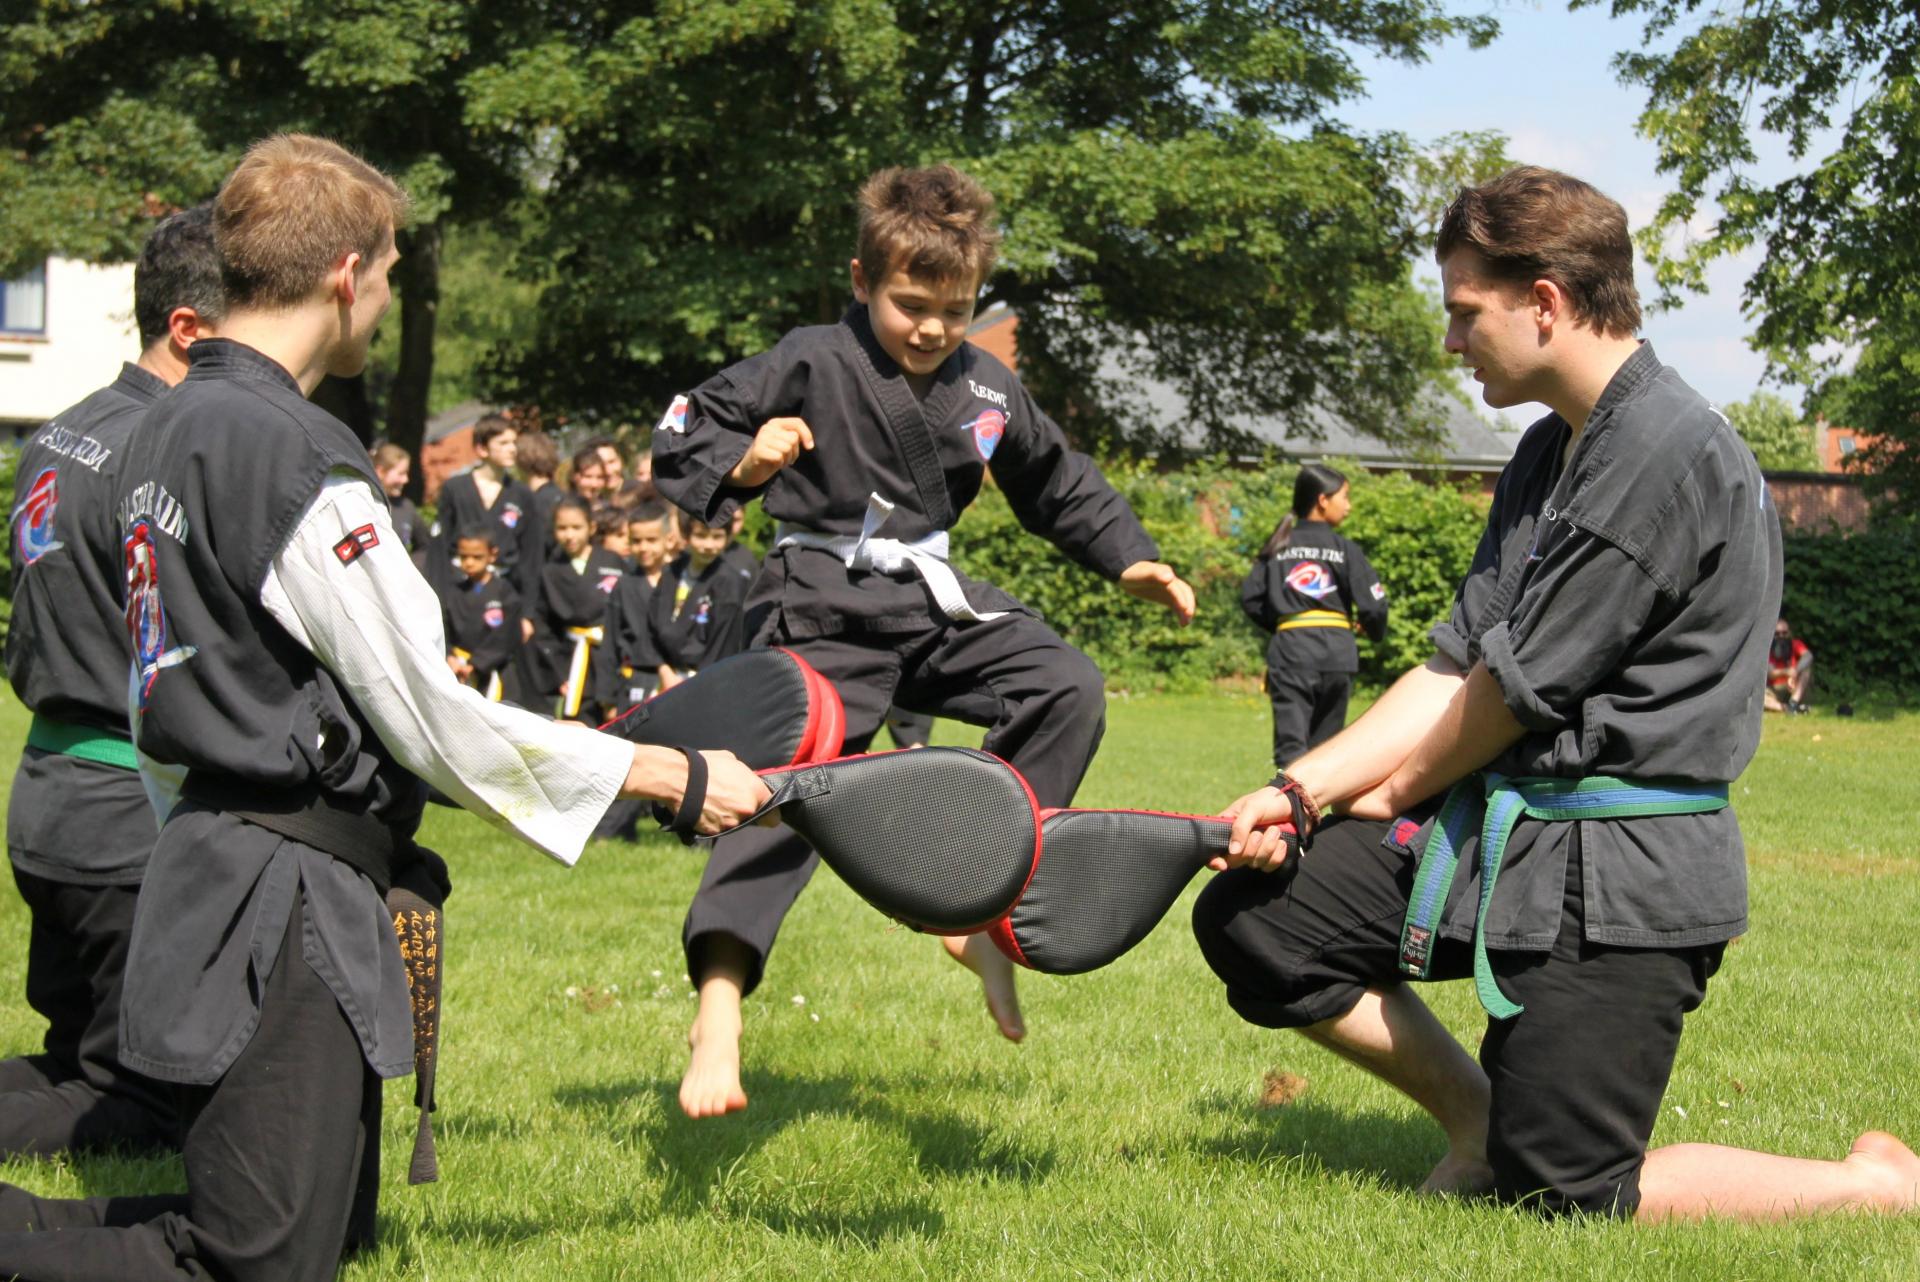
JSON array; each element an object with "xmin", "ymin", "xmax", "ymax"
[
  {"xmin": 26, "ymin": 713, "xmax": 139, "ymax": 772},
  {"xmin": 1398, "ymin": 772, "xmax": 1730, "ymax": 1020}
]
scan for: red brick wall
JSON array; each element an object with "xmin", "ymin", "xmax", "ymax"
[{"xmin": 1766, "ymin": 473, "xmax": 1871, "ymax": 532}]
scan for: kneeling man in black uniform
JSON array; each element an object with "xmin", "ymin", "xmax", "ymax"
[
  {"xmin": 1195, "ymin": 166, "xmax": 1920, "ymax": 1220},
  {"xmin": 0, "ymin": 134, "xmax": 769, "ymax": 1282}
]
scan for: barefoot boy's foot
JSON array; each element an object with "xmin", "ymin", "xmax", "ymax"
[
  {"xmin": 1844, "ymin": 1132, "xmax": 1920, "ymax": 1211},
  {"xmin": 1417, "ymin": 1151, "xmax": 1495, "ymax": 1198},
  {"xmin": 680, "ymin": 1010, "xmax": 748, "ymax": 1118},
  {"xmin": 941, "ymin": 933, "xmax": 1025, "ymax": 1042}
]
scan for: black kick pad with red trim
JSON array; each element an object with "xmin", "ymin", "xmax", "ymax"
[
  {"xmin": 989, "ymin": 808, "xmax": 1293, "ymax": 975},
  {"xmin": 600, "ymin": 647, "xmax": 845, "ymax": 769},
  {"xmin": 755, "ymin": 748, "xmax": 1041, "ymax": 934}
]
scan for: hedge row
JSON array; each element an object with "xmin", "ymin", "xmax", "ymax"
[
  {"xmin": 1779, "ymin": 522, "xmax": 1920, "ymax": 698},
  {"xmin": 944, "ymin": 460, "xmax": 1490, "ymax": 692}
]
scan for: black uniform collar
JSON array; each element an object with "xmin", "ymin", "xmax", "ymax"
[
  {"xmin": 841, "ymin": 304, "xmax": 968, "ymax": 404},
  {"xmin": 111, "ymin": 361, "xmax": 170, "ymax": 405},
  {"xmin": 183, "ymin": 337, "xmax": 304, "ymax": 396},
  {"xmin": 1587, "ymin": 341, "xmax": 1663, "ymax": 422}
]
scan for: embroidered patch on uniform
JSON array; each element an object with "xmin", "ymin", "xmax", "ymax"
[
  {"xmin": 483, "ymin": 604, "xmax": 505, "ymax": 629},
  {"xmin": 1284, "ymin": 561, "xmax": 1337, "ymax": 599},
  {"xmin": 596, "ymin": 572, "xmax": 621, "ymax": 594},
  {"xmin": 1391, "ymin": 817, "xmax": 1421, "ymax": 850},
  {"xmin": 499, "ymin": 502, "xmax": 522, "ymax": 530},
  {"xmin": 333, "ymin": 524, "xmax": 380, "ymax": 564},
  {"xmin": 124, "ymin": 518, "xmax": 197, "ymax": 710},
  {"xmin": 659, "ymin": 393, "xmax": 690, "ymax": 435},
  {"xmin": 694, "ymin": 595, "xmax": 712, "ymax": 625},
  {"xmin": 965, "ymin": 409, "xmax": 1005, "ymax": 460},
  {"xmin": 1370, "ymin": 581, "xmax": 1387, "ymax": 600},
  {"xmin": 12, "ymin": 467, "xmax": 64, "ymax": 566}
]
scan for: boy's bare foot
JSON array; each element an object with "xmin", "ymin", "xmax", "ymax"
[
  {"xmin": 680, "ymin": 1007, "xmax": 748, "ymax": 1118},
  {"xmin": 1844, "ymin": 1132, "xmax": 1920, "ymax": 1211},
  {"xmin": 940, "ymin": 933, "xmax": 1025, "ymax": 1042},
  {"xmin": 1417, "ymin": 1150, "xmax": 1496, "ymax": 1198}
]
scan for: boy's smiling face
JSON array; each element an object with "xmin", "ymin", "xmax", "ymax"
[{"xmin": 851, "ymin": 260, "xmax": 978, "ymax": 381}]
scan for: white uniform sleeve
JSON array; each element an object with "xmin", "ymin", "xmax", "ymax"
[{"xmin": 258, "ymin": 470, "xmax": 631, "ymax": 865}]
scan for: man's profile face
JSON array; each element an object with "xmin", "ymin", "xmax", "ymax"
[
  {"xmin": 851, "ymin": 260, "xmax": 978, "ymax": 381},
  {"xmin": 1441, "ymin": 248, "xmax": 1546, "ymax": 410},
  {"xmin": 331, "ymin": 229, "xmax": 400, "ymax": 378}
]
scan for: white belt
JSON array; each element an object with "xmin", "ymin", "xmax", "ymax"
[{"xmin": 776, "ymin": 493, "xmax": 1005, "ymax": 623}]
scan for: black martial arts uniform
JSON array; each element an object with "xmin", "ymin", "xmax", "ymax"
[
  {"xmin": 0, "ymin": 339, "xmax": 442, "ymax": 1281},
  {"xmin": 441, "ymin": 571, "xmax": 521, "ymax": 696},
  {"xmin": 608, "ymin": 571, "xmax": 666, "ymax": 712},
  {"xmin": 1194, "ymin": 344, "xmax": 1781, "ymax": 1217},
  {"xmin": 1, "ymin": 363, "xmax": 177, "ymax": 1157},
  {"xmin": 654, "ymin": 303, "xmax": 1159, "ymax": 994},
  {"xmin": 718, "ymin": 537, "xmax": 761, "ymax": 588},
  {"xmin": 389, "ymin": 493, "xmax": 424, "ymax": 557},
  {"xmin": 647, "ymin": 554, "xmax": 749, "ymax": 678},
  {"xmin": 1238, "ymin": 521, "xmax": 1388, "ymax": 765},
  {"xmin": 522, "ymin": 547, "xmax": 627, "ymax": 719},
  {"xmin": 425, "ymin": 468, "xmax": 538, "ymax": 595}
]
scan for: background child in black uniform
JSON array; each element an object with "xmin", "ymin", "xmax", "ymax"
[
  {"xmin": 426, "ymin": 414, "xmax": 538, "ymax": 595},
  {"xmin": 524, "ymin": 495, "xmax": 626, "ymax": 720},
  {"xmin": 441, "ymin": 528, "xmax": 522, "ymax": 701},
  {"xmin": 654, "ymin": 163, "xmax": 1194, "ymax": 1119},
  {"xmin": 647, "ymin": 507, "xmax": 749, "ymax": 692},
  {"xmin": 1239, "ymin": 463, "xmax": 1388, "ymax": 765},
  {"xmin": 370, "ymin": 442, "xmax": 423, "ymax": 559},
  {"xmin": 609, "ymin": 500, "xmax": 674, "ymax": 711}
]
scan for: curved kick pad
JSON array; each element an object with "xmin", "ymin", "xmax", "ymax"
[
  {"xmin": 990, "ymin": 808, "xmax": 1270, "ymax": 975},
  {"xmin": 756, "ymin": 748, "xmax": 1040, "ymax": 934},
  {"xmin": 600, "ymin": 648, "xmax": 845, "ymax": 769}
]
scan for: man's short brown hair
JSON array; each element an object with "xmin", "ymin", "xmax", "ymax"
[
  {"xmin": 856, "ymin": 164, "xmax": 1001, "ymax": 289},
  {"xmin": 215, "ymin": 134, "xmax": 409, "ymax": 310},
  {"xmin": 1435, "ymin": 166, "xmax": 1641, "ymax": 338}
]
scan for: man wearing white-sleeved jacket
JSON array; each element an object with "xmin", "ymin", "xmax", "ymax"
[{"xmin": 0, "ymin": 134, "xmax": 770, "ymax": 1282}]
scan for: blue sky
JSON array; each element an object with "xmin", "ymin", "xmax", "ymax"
[{"xmin": 1337, "ymin": 0, "xmax": 1809, "ymax": 423}]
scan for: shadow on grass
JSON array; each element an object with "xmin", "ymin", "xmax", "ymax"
[
  {"xmin": 1193, "ymin": 1097, "xmax": 1444, "ymax": 1193},
  {"xmin": 551, "ymin": 1069, "xmax": 1056, "ymax": 1243}
]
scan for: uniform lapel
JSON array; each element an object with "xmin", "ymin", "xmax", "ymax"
[{"xmin": 840, "ymin": 306, "xmax": 956, "ymax": 530}]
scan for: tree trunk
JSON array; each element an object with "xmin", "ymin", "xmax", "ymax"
[
  {"xmin": 312, "ymin": 375, "xmax": 375, "ymax": 447},
  {"xmin": 387, "ymin": 219, "xmax": 443, "ymax": 501}
]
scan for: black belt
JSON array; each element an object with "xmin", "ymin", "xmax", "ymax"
[{"xmin": 180, "ymin": 774, "xmax": 411, "ymax": 896}]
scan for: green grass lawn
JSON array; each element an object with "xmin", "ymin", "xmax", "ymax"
[{"xmin": 1, "ymin": 690, "xmax": 1917, "ymax": 1279}]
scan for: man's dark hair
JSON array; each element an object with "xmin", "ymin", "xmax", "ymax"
[
  {"xmin": 134, "ymin": 204, "xmax": 226, "ymax": 346},
  {"xmin": 1435, "ymin": 166, "xmax": 1641, "ymax": 339}
]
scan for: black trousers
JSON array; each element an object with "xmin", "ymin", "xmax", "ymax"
[
  {"xmin": 0, "ymin": 867, "xmax": 176, "ymax": 1156},
  {"xmin": 1191, "ymin": 817, "xmax": 1722, "ymax": 1218},
  {"xmin": 1265, "ymin": 666, "xmax": 1350, "ymax": 766},
  {"xmin": 0, "ymin": 899, "xmax": 381, "ymax": 1281},
  {"xmin": 684, "ymin": 612, "xmax": 1107, "ymax": 994}
]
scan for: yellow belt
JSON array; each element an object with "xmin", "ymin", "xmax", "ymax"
[
  {"xmin": 1276, "ymin": 609, "xmax": 1350, "ymax": 632},
  {"xmin": 563, "ymin": 626, "xmax": 604, "ymax": 718},
  {"xmin": 451, "ymin": 649, "xmax": 504, "ymax": 702}
]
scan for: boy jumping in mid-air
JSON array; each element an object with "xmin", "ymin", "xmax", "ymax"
[{"xmin": 654, "ymin": 164, "xmax": 1194, "ymax": 1118}]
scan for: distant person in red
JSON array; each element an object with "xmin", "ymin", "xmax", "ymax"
[{"xmin": 1764, "ymin": 618, "xmax": 1813, "ymax": 714}]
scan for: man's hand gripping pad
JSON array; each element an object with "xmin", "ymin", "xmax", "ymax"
[
  {"xmin": 752, "ymin": 748, "xmax": 1041, "ymax": 934},
  {"xmin": 989, "ymin": 809, "xmax": 1298, "ymax": 974},
  {"xmin": 600, "ymin": 647, "xmax": 846, "ymax": 768}
]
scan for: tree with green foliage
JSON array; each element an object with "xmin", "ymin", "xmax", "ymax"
[
  {"xmin": 1591, "ymin": 0, "xmax": 1919, "ymax": 513},
  {"xmin": 0, "ymin": 1, "xmax": 543, "ymax": 485},
  {"xmin": 1724, "ymin": 390, "xmax": 1819, "ymax": 473},
  {"xmin": 473, "ymin": 0, "xmax": 1499, "ymax": 453}
]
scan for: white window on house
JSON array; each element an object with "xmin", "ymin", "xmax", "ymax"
[
  {"xmin": 2, "ymin": 262, "xmax": 48, "ymax": 335},
  {"xmin": 1839, "ymin": 436, "xmax": 1857, "ymax": 456}
]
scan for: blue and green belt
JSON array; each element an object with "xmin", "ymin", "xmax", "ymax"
[{"xmin": 1398, "ymin": 773, "xmax": 1729, "ymax": 1019}]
